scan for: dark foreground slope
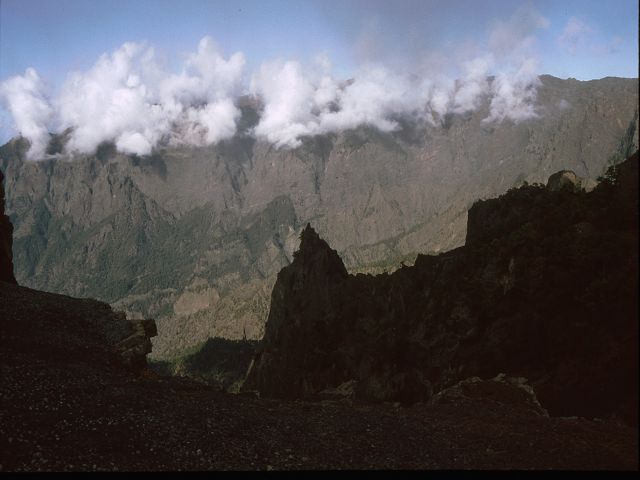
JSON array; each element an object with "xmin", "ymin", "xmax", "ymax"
[
  {"xmin": 243, "ymin": 153, "xmax": 639, "ymax": 426},
  {"xmin": 0, "ymin": 280, "xmax": 638, "ymax": 471}
]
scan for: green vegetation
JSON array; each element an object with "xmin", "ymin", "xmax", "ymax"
[
  {"xmin": 350, "ymin": 250, "xmax": 419, "ymax": 275},
  {"xmin": 150, "ymin": 337, "xmax": 261, "ymax": 392},
  {"xmin": 606, "ymin": 110, "xmax": 638, "ymax": 169}
]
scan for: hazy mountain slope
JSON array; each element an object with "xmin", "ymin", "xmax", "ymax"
[{"xmin": 0, "ymin": 75, "xmax": 637, "ymax": 358}]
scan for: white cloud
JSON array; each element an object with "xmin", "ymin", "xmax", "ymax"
[
  {"xmin": 54, "ymin": 37, "xmax": 245, "ymax": 156},
  {"xmin": 250, "ymin": 47, "xmax": 541, "ymax": 145},
  {"xmin": 452, "ymin": 56, "xmax": 493, "ymax": 114},
  {"xmin": 558, "ymin": 17, "xmax": 625, "ymax": 58},
  {"xmin": 318, "ymin": 66, "xmax": 419, "ymax": 133},
  {"xmin": 250, "ymin": 60, "xmax": 324, "ymax": 147},
  {"xmin": 0, "ymin": 68, "xmax": 53, "ymax": 160},
  {"xmin": 558, "ymin": 17, "xmax": 594, "ymax": 55},
  {"xmin": 246, "ymin": 4, "xmax": 547, "ymax": 143},
  {"xmin": 183, "ymin": 99, "xmax": 240, "ymax": 145},
  {"xmin": 484, "ymin": 58, "xmax": 541, "ymax": 123},
  {"xmin": 1, "ymin": 5, "xmax": 550, "ymax": 160},
  {"xmin": 57, "ymin": 42, "xmax": 169, "ymax": 154},
  {"xmin": 116, "ymin": 131, "xmax": 153, "ymax": 156}
]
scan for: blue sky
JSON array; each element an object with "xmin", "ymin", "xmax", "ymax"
[
  {"xmin": 0, "ymin": 0, "xmax": 637, "ymax": 150},
  {"xmin": 1, "ymin": 0, "xmax": 637, "ymax": 82}
]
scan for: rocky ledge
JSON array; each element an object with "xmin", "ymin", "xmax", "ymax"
[{"xmin": 0, "ymin": 282, "xmax": 157, "ymax": 370}]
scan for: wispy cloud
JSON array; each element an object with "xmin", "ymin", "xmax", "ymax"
[
  {"xmin": 558, "ymin": 17, "xmax": 626, "ymax": 58},
  {"xmin": 558, "ymin": 17, "xmax": 594, "ymax": 55},
  {"xmin": 591, "ymin": 35, "xmax": 625, "ymax": 56}
]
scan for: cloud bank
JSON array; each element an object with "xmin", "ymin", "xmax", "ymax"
[
  {"xmin": 0, "ymin": 68, "xmax": 53, "ymax": 159},
  {"xmin": 0, "ymin": 6, "xmax": 549, "ymax": 160},
  {"xmin": 56, "ymin": 37, "xmax": 245, "ymax": 156}
]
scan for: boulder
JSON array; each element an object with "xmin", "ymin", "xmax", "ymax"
[
  {"xmin": 546, "ymin": 169, "xmax": 597, "ymax": 192},
  {"xmin": 432, "ymin": 374, "xmax": 549, "ymax": 417},
  {"xmin": 115, "ymin": 318, "xmax": 158, "ymax": 368}
]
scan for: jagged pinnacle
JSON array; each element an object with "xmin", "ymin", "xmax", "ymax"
[{"xmin": 294, "ymin": 223, "xmax": 348, "ymax": 278}]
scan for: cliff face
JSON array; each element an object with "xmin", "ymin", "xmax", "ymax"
[
  {"xmin": 243, "ymin": 152, "xmax": 639, "ymax": 425},
  {"xmin": 0, "ymin": 169, "xmax": 16, "ymax": 283}
]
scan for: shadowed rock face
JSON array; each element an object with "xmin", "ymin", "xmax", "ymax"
[
  {"xmin": 0, "ymin": 169, "xmax": 16, "ymax": 284},
  {"xmin": 0, "ymin": 281, "xmax": 158, "ymax": 370},
  {"xmin": 244, "ymin": 152, "xmax": 639, "ymax": 426}
]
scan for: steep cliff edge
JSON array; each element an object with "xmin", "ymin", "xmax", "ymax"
[
  {"xmin": 0, "ymin": 282, "xmax": 158, "ymax": 370},
  {"xmin": 0, "ymin": 167, "xmax": 157, "ymax": 369},
  {"xmin": 0, "ymin": 169, "xmax": 16, "ymax": 283},
  {"xmin": 243, "ymin": 152, "xmax": 639, "ymax": 425}
]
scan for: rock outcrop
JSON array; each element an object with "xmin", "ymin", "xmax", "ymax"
[
  {"xmin": 431, "ymin": 374, "xmax": 549, "ymax": 418},
  {"xmin": 115, "ymin": 317, "xmax": 158, "ymax": 368},
  {"xmin": 0, "ymin": 169, "xmax": 16, "ymax": 283},
  {"xmin": 243, "ymin": 152, "xmax": 639, "ymax": 425},
  {"xmin": 546, "ymin": 170, "xmax": 597, "ymax": 192}
]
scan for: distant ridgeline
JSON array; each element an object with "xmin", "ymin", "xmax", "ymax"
[{"xmin": 243, "ymin": 152, "xmax": 639, "ymax": 426}]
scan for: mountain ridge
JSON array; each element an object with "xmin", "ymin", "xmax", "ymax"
[{"xmin": 0, "ymin": 74, "xmax": 637, "ymax": 358}]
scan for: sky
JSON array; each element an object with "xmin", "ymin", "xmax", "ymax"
[{"xmin": 0, "ymin": 0, "xmax": 637, "ymax": 156}]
